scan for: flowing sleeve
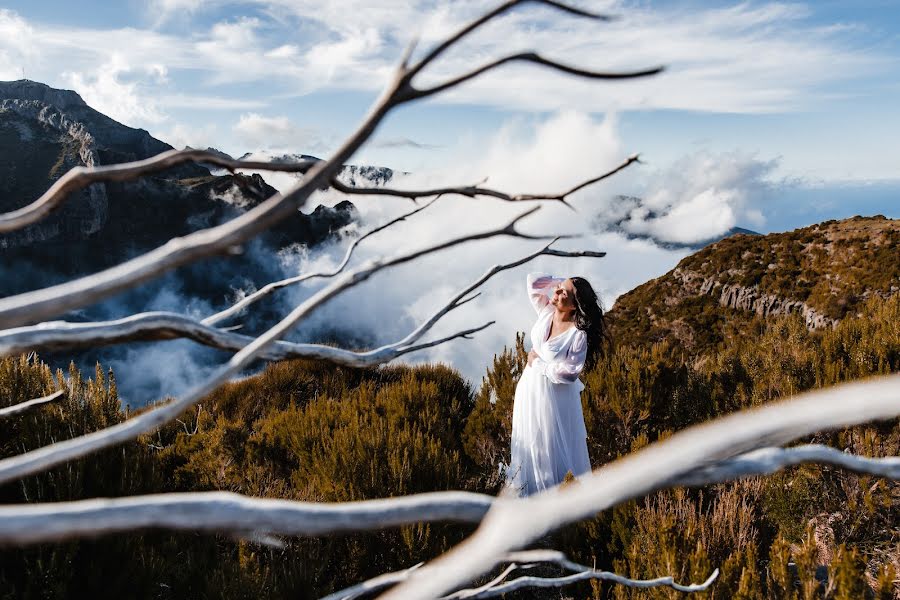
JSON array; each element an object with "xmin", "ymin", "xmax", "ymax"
[
  {"xmin": 532, "ymin": 329, "xmax": 588, "ymax": 384},
  {"xmin": 527, "ymin": 272, "xmax": 565, "ymax": 315}
]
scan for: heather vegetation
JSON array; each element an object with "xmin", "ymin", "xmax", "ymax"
[{"xmin": 2, "ymin": 291, "xmax": 897, "ymax": 598}]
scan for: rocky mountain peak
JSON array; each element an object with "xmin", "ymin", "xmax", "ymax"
[{"xmin": 0, "ymin": 79, "xmax": 88, "ymax": 110}]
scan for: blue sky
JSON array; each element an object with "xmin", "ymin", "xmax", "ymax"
[{"xmin": 1, "ymin": 0, "xmax": 898, "ymax": 235}]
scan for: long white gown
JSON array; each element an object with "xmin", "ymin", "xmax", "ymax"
[{"xmin": 504, "ymin": 272, "xmax": 592, "ymax": 497}]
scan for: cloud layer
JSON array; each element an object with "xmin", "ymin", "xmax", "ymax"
[{"xmin": 0, "ymin": 2, "xmax": 885, "ymax": 130}]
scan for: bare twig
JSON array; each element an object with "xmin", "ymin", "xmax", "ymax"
[
  {"xmin": 406, "ymin": 54, "xmax": 663, "ymax": 102},
  {"xmin": 331, "ymin": 155, "xmax": 642, "ymax": 212},
  {"xmin": 378, "ymin": 374, "xmax": 900, "ymax": 599},
  {"xmin": 404, "ymin": 0, "xmax": 613, "ymax": 82},
  {"xmin": 673, "ymin": 443, "xmax": 900, "ymax": 485},
  {"xmin": 0, "ymin": 390, "xmax": 64, "ymax": 419},
  {"xmin": 392, "ymin": 239, "xmax": 604, "ymax": 350},
  {"xmin": 0, "ymin": 149, "xmax": 318, "ymax": 235},
  {"xmin": 452, "ymin": 550, "xmax": 718, "ymax": 598},
  {"xmin": 203, "ymin": 196, "xmax": 440, "ymax": 326},
  {"xmin": 329, "ymin": 549, "xmax": 716, "ymax": 600}
]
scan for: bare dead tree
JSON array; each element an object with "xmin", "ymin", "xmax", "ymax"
[{"xmin": 0, "ymin": 1, "xmax": 896, "ymax": 599}]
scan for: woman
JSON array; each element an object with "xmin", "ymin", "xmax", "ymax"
[{"xmin": 504, "ymin": 272, "xmax": 607, "ymax": 497}]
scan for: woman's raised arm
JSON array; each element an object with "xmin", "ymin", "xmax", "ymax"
[{"xmin": 526, "ymin": 272, "xmax": 565, "ymax": 315}]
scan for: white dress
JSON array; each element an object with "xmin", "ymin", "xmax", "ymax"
[{"xmin": 504, "ymin": 273, "xmax": 592, "ymax": 497}]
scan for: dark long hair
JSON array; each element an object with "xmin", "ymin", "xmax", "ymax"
[{"xmin": 569, "ymin": 276, "xmax": 610, "ymax": 372}]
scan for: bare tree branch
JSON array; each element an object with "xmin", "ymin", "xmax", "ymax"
[
  {"xmin": 673, "ymin": 443, "xmax": 900, "ymax": 485},
  {"xmin": 0, "ymin": 390, "xmax": 64, "ymax": 420},
  {"xmin": 327, "ymin": 549, "xmax": 717, "ymax": 600},
  {"xmin": 0, "ymin": 207, "xmax": 557, "ymax": 486},
  {"xmin": 454, "ymin": 550, "xmax": 719, "ymax": 598},
  {"xmin": 0, "ymin": 149, "xmax": 319, "ymax": 235},
  {"xmin": 0, "ymin": 490, "xmax": 494, "ymax": 545},
  {"xmin": 0, "ymin": 439, "xmax": 896, "ymax": 546},
  {"xmin": 0, "ymin": 0, "xmax": 654, "ymax": 331},
  {"xmin": 0, "ymin": 310, "xmax": 494, "ymax": 366},
  {"xmin": 403, "ymin": 0, "xmax": 613, "ymax": 82},
  {"xmin": 378, "ymin": 374, "xmax": 900, "ymax": 599},
  {"xmin": 202, "ymin": 196, "xmax": 441, "ymax": 326},
  {"xmin": 1, "ymin": 239, "xmax": 604, "ymax": 363},
  {"xmin": 331, "ymin": 155, "xmax": 642, "ymax": 211},
  {"xmin": 392, "ymin": 239, "xmax": 605, "ymax": 350},
  {"xmin": 405, "ymin": 54, "xmax": 664, "ymax": 102}
]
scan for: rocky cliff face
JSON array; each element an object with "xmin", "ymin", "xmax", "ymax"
[
  {"xmin": 0, "ymin": 79, "xmax": 357, "ymax": 302},
  {"xmin": 672, "ymin": 268, "xmax": 837, "ymax": 330},
  {"xmin": 608, "ymin": 216, "xmax": 900, "ymax": 352}
]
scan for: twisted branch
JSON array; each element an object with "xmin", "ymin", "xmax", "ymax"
[
  {"xmin": 0, "ymin": 311, "xmax": 492, "ymax": 366},
  {"xmin": 0, "ymin": 490, "xmax": 493, "ymax": 545},
  {"xmin": 203, "ymin": 196, "xmax": 440, "ymax": 326},
  {"xmin": 331, "ymin": 155, "xmax": 642, "ymax": 212},
  {"xmin": 0, "ymin": 149, "xmax": 318, "ymax": 235},
  {"xmin": 0, "ymin": 438, "xmax": 896, "ymax": 545},
  {"xmin": 405, "ymin": 54, "xmax": 663, "ymax": 102},
  {"xmin": 0, "ymin": 240, "xmax": 605, "ymax": 363},
  {"xmin": 0, "ymin": 207, "xmax": 554, "ymax": 486},
  {"xmin": 327, "ymin": 551, "xmax": 716, "ymax": 600},
  {"xmin": 404, "ymin": 0, "xmax": 612, "ymax": 81}
]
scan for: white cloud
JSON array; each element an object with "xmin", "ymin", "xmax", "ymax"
[
  {"xmin": 1, "ymin": 2, "xmax": 885, "ymax": 117},
  {"xmin": 616, "ymin": 151, "xmax": 776, "ymax": 244},
  {"xmin": 0, "ymin": 9, "xmax": 36, "ymax": 80},
  {"xmin": 233, "ymin": 112, "xmax": 321, "ymax": 151},
  {"xmin": 154, "ymin": 121, "xmax": 220, "ymax": 150},
  {"xmin": 63, "ymin": 54, "xmax": 167, "ymax": 125}
]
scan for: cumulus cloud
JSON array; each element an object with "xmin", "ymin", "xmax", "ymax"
[
  {"xmin": 0, "ymin": 9, "xmax": 37, "ymax": 80},
  {"xmin": 63, "ymin": 55, "xmax": 167, "ymax": 125},
  {"xmin": 233, "ymin": 112, "xmax": 323, "ymax": 151},
  {"xmin": 614, "ymin": 152, "xmax": 775, "ymax": 244}
]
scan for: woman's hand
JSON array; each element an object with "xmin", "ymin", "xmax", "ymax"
[{"xmin": 527, "ymin": 349, "xmax": 538, "ymax": 366}]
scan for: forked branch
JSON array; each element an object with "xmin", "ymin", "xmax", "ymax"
[
  {"xmin": 0, "ymin": 206, "xmax": 555, "ymax": 486},
  {"xmin": 327, "ymin": 550, "xmax": 716, "ymax": 600},
  {"xmin": 203, "ymin": 196, "xmax": 441, "ymax": 326},
  {"xmin": 0, "ymin": 149, "xmax": 319, "ymax": 235},
  {"xmin": 332, "ymin": 155, "xmax": 642, "ymax": 212}
]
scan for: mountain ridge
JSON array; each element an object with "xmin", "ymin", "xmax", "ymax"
[{"xmin": 608, "ymin": 215, "xmax": 900, "ymax": 352}]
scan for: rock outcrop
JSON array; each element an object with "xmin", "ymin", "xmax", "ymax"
[{"xmin": 673, "ymin": 268, "xmax": 837, "ymax": 330}]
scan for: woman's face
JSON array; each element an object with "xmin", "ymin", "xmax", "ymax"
[{"xmin": 551, "ymin": 278, "xmax": 577, "ymax": 313}]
